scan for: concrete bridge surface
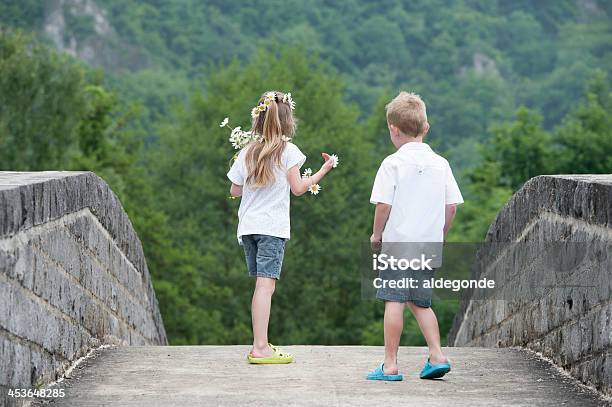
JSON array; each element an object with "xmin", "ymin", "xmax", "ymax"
[{"xmin": 33, "ymin": 346, "xmax": 608, "ymax": 406}]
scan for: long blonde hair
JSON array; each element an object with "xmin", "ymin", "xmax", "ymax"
[{"xmin": 245, "ymin": 91, "xmax": 296, "ymax": 187}]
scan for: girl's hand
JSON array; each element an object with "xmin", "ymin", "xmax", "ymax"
[{"xmin": 321, "ymin": 153, "xmax": 335, "ymax": 173}]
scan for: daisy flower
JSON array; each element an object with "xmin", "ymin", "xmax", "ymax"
[
  {"xmin": 302, "ymin": 168, "xmax": 312, "ymax": 177},
  {"xmin": 308, "ymin": 184, "xmax": 321, "ymax": 195},
  {"xmin": 330, "ymin": 154, "xmax": 339, "ymax": 168},
  {"xmin": 285, "ymin": 93, "xmax": 296, "ymax": 110},
  {"xmin": 241, "ymin": 131, "xmax": 254, "ymax": 147},
  {"xmin": 229, "ymin": 126, "xmax": 247, "ymax": 149},
  {"xmin": 220, "ymin": 117, "xmax": 229, "ymax": 127},
  {"xmin": 281, "ymin": 135, "xmax": 292, "ymax": 142},
  {"xmin": 289, "ymin": 101, "xmax": 295, "ymax": 110},
  {"xmin": 251, "ymin": 108, "xmax": 259, "ymax": 119}
]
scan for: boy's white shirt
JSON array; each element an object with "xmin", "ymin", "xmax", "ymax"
[
  {"xmin": 227, "ymin": 142, "xmax": 306, "ymax": 242},
  {"xmin": 370, "ymin": 142, "xmax": 463, "ymax": 243}
]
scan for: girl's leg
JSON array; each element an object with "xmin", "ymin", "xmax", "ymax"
[
  {"xmin": 251, "ymin": 277, "xmax": 276, "ymax": 357},
  {"xmin": 406, "ymin": 302, "xmax": 447, "ymax": 364},
  {"xmin": 383, "ymin": 301, "xmax": 405, "ymax": 374}
]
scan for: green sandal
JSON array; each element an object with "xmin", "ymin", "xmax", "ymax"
[{"xmin": 247, "ymin": 344, "xmax": 294, "ymax": 364}]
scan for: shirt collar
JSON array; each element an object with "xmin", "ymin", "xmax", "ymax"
[{"xmin": 398, "ymin": 142, "xmax": 432, "ymax": 152}]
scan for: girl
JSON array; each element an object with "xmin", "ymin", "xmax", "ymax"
[{"xmin": 227, "ymin": 91, "xmax": 335, "ymax": 363}]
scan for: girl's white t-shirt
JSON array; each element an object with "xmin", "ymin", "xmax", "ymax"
[{"xmin": 227, "ymin": 142, "xmax": 306, "ymax": 241}]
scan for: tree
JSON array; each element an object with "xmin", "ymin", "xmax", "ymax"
[
  {"xmin": 554, "ymin": 71, "xmax": 612, "ymax": 174},
  {"xmin": 0, "ymin": 31, "xmax": 86, "ymax": 170},
  {"xmin": 452, "ymin": 71, "xmax": 612, "ymax": 241}
]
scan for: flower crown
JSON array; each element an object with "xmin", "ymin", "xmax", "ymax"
[
  {"xmin": 221, "ymin": 91, "xmax": 296, "ymax": 150},
  {"xmin": 251, "ymin": 91, "xmax": 295, "ymax": 119}
]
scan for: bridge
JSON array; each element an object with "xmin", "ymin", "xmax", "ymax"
[{"xmin": 0, "ymin": 172, "xmax": 610, "ymax": 406}]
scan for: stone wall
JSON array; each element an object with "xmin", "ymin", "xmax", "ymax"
[
  {"xmin": 449, "ymin": 175, "xmax": 611, "ymax": 395},
  {"xmin": 0, "ymin": 172, "xmax": 167, "ymax": 389}
]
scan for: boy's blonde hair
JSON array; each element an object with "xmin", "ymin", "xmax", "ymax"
[{"xmin": 385, "ymin": 92, "xmax": 427, "ymax": 137}]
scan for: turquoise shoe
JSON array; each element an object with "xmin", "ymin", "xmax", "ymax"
[
  {"xmin": 419, "ymin": 358, "xmax": 451, "ymax": 379},
  {"xmin": 367, "ymin": 363, "xmax": 403, "ymax": 381}
]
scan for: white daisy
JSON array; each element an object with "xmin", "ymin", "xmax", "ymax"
[
  {"xmin": 330, "ymin": 154, "xmax": 339, "ymax": 168},
  {"xmin": 281, "ymin": 135, "xmax": 292, "ymax": 142},
  {"xmin": 251, "ymin": 108, "xmax": 259, "ymax": 119},
  {"xmin": 308, "ymin": 184, "xmax": 321, "ymax": 195},
  {"xmin": 241, "ymin": 131, "xmax": 253, "ymax": 147},
  {"xmin": 230, "ymin": 126, "xmax": 242, "ymax": 138},
  {"xmin": 302, "ymin": 168, "xmax": 312, "ymax": 177},
  {"xmin": 229, "ymin": 126, "xmax": 246, "ymax": 149},
  {"xmin": 220, "ymin": 117, "xmax": 229, "ymax": 127},
  {"xmin": 285, "ymin": 92, "xmax": 295, "ymax": 110}
]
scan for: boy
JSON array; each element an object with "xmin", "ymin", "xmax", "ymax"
[{"xmin": 367, "ymin": 92, "xmax": 463, "ymax": 381}]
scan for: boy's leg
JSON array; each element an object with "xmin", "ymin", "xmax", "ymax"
[
  {"xmin": 406, "ymin": 302, "xmax": 447, "ymax": 364},
  {"xmin": 383, "ymin": 301, "xmax": 405, "ymax": 374},
  {"xmin": 251, "ymin": 277, "xmax": 276, "ymax": 357}
]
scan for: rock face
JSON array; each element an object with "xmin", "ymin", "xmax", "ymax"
[
  {"xmin": 449, "ymin": 175, "xmax": 612, "ymax": 396},
  {"xmin": 0, "ymin": 172, "xmax": 167, "ymax": 389}
]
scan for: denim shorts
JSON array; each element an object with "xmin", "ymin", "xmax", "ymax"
[
  {"xmin": 376, "ymin": 268, "xmax": 436, "ymax": 308},
  {"xmin": 241, "ymin": 234, "xmax": 286, "ymax": 279}
]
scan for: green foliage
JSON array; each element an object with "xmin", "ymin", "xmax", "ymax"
[
  {"xmin": 3, "ymin": 0, "xmax": 609, "ymax": 168},
  {"xmin": 0, "ymin": 31, "xmax": 85, "ymax": 170},
  {"xmin": 553, "ymin": 71, "xmax": 612, "ymax": 174},
  {"xmin": 485, "ymin": 107, "xmax": 553, "ymax": 190},
  {"xmin": 449, "ymin": 71, "xmax": 612, "ymax": 241},
  {"xmin": 0, "ymin": 29, "xmax": 151, "ymax": 218},
  {"xmin": 0, "ymin": 1, "xmax": 44, "ymax": 29}
]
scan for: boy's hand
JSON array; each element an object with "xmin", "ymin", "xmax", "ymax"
[
  {"xmin": 321, "ymin": 153, "xmax": 335, "ymax": 173},
  {"xmin": 370, "ymin": 233, "xmax": 382, "ymax": 252}
]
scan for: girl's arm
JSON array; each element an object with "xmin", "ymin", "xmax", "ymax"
[
  {"xmin": 230, "ymin": 183, "xmax": 243, "ymax": 197},
  {"xmin": 287, "ymin": 153, "xmax": 334, "ymax": 196}
]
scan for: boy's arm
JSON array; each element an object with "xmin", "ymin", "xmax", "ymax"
[
  {"xmin": 443, "ymin": 204, "xmax": 457, "ymax": 238},
  {"xmin": 229, "ymin": 183, "xmax": 243, "ymax": 197},
  {"xmin": 370, "ymin": 158, "xmax": 395, "ymax": 248},
  {"xmin": 371, "ymin": 203, "xmax": 392, "ymax": 248}
]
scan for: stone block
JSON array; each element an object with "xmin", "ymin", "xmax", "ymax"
[
  {"xmin": 449, "ymin": 175, "xmax": 612, "ymax": 396},
  {"xmin": 0, "ymin": 172, "xmax": 167, "ymax": 388}
]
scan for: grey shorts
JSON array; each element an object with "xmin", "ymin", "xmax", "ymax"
[
  {"xmin": 241, "ymin": 234, "xmax": 286, "ymax": 279},
  {"xmin": 376, "ymin": 268, "xmax": 436, "ymax": 308}
]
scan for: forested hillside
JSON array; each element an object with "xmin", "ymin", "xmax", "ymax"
[{"xmin": 1, "ymin": 0, "xmax": 610, "ymax": 345}]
